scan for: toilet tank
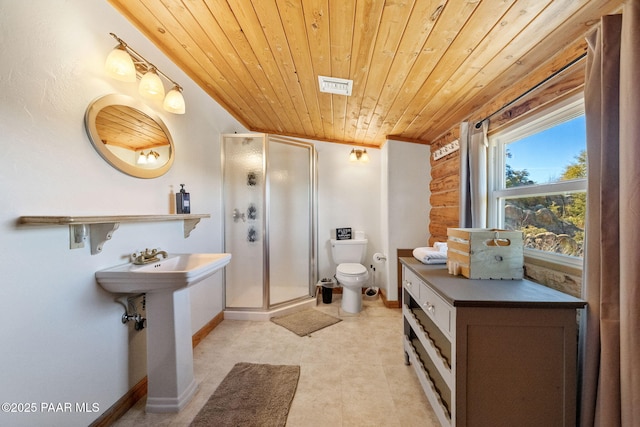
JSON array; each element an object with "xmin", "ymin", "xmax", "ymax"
[{"xmin": 330, "ymin": 238, "xmax": 368, "ymax": 263}]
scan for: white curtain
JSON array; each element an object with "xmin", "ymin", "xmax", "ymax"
[
  {"xmin": 579, "ymin": 1, "xmax": 640, "ymax": 425},
  {"xmin": 460, "ymin": 120, "xmax": 488, "ymax": 228}
]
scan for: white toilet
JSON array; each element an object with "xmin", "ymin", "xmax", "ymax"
[{"xmin": 330, "ymin": 232, "xmax": 370, "ymax": 313}]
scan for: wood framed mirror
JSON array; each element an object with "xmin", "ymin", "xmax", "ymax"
[{"xmin": 85, "ymin": 94, "xmax": 174, "ymax": 178}]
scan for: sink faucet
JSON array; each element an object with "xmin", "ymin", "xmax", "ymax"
[{"xmin": 132, "ymin": 248, "xmax": 168, "ymax": 265}]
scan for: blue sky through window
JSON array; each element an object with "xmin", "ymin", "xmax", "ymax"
[{"xmin": 506, "ymin": 115, "xmax": 586, "ymax": 184}]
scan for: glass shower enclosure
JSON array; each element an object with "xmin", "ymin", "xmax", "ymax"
[{"xmin": 222, "ymin": 134, "xmax": 317, "ymax": 311}]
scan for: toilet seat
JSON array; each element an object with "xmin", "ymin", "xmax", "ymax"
[
  {"xmin": 337, "ymin": 263, "xmax": 367, "ymax": 276},
  {"xmin": 329, "ymin": 234, "xmax": 369, "ymax": 314},
  {"xmin": 335, "ymin": 263, "xmax": 369, "ymax": 314}
]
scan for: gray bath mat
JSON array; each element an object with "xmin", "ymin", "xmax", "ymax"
[
  {"xmin": 271, "ymin": 309, "xmax": 341, "ymax": 336},
  {"xmin": 190, "ymin": 362, "xmax": 300, "ymax": 427}
]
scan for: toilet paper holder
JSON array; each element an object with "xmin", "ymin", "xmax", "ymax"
[{"xmin": 373, "ymin": 253, "xmax": 387, "ymax": 263}]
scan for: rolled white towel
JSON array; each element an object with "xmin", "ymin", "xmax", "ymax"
[
  {"xmin": 433, "ymin": 242, "xmax": 448, "ymax": 253},
  {"xmin": 412, "ymin": 247, "xmax": 447, "ymax": 264}
]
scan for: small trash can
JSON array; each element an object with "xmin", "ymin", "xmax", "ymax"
[
  {"xmin": 318, "ymin": 278, "xmax": 336, "ymax": 304},
  {"xmin": 322, "ymin": 286, "xmax": 333, "ymax": 304}
]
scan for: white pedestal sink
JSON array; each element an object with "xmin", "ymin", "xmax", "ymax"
[{"xmin": 96, "ymin": 253, "xmax": 231, "ymax": 413}]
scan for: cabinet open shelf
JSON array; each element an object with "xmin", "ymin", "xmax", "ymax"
[{"xmin": 18, "ymin": 214, "xmax": 210, "ymax": 255}]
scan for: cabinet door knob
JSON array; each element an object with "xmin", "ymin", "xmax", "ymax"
[{"xmin": 424, "ymin": 302, "xmax": 436, "ymax": 315}]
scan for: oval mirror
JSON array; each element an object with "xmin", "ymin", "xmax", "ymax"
[{"xmin": 85, "ymin": 94, "xmax": 174, "ymax": 178}]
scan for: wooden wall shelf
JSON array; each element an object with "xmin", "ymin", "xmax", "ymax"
[{"xmin": 18, "ymin": 214, "xmax": 210, "ymax": 255}]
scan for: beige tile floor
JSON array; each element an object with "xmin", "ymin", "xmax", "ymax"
[{"xmin": 113, "ymin": 294, "xmax": 439, "ymax": 427}]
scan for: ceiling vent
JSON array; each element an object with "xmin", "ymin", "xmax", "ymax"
[{"xmin": 318, "ymin": 76, "xmax": 353, "ymax": 96}]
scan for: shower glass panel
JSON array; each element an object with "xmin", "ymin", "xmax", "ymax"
[
  {"xmin": 223, "ymin": 134, "xmax": 316, "ymax": 311},
  {"xmin": 268, "ymin": 139, "xmax": 313, "ymax": 306},
  {"xmin": 223, "ymin": 134, "xmax": 265, "ymax": 308}
]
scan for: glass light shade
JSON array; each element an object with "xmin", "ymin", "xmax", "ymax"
[
  {"xmin": 349, "ymin": 149, "xmax": 358, "ymax": 162},
  {"xmin": 360, "ymin": 149, "xmax": 369, "ymax": 162},
  {"xmin": 163, "ymin": 86, "xmax": 186, "ymax": 114},
  {"xmin": 137, "ymin": 152, "xmax": 147, "ymax": 165},
  {"xmin": 105, "ymin": 46, "xmax": 136, "ymax": 82},
  {"xmin": 139, "ymin": 69, "xmax": 165, "ymax": 101},
  {"xmin": 147, "ymin": 151, "xmax": 158, "ymax": 164}
]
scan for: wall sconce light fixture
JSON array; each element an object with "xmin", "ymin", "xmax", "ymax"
[
  {"xmin": 147, "ymin": 150, "xmax": 160, "ymax": 164},
  {"xmin": 137, "ymin": 150, "xmax": 160, "ymax": 165},
  {"xmin": 349, "ymin": 148, "xmax": 369, "ymax": 162},
  {"xmin": 105, "ymin": 33, "xmax": 186, "ymax": 114},
  {"xmin": 136, "ymin": 151, "xmax": 147, "ymax": 165}
]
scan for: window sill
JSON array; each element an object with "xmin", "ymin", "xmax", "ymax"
[{"xmin": 524, "ymin": 250, "xmax": 583, "ymax": 277}]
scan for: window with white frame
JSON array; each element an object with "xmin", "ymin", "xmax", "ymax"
[{"xmin": 488, "ymin": 94, "xmax": 586, "ymax": 266}]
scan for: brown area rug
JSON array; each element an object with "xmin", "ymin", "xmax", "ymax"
[
  {"xmin": 270, "ymin": 309, "xmax": 342, "ymax": 337},
  {"xmin": 191, "ymin": 362, "xmax": 300, "ymax": 427}
]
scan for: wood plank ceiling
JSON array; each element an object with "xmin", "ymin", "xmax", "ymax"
[
  {"xmin": 96, "ymin": 105, "xmax": 170, "ymax": 151},
  {"xmin": 108, "ymin": 0, "xmax": 624, "ymax": 148}
]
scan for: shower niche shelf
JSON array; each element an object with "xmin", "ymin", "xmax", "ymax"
[{"xmin": 18, "ymin": 214, "xmax": 210, "ymax": 255}]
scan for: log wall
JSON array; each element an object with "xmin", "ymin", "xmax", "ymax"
[{"xmin": 429, "ymin": 128, "xmax": 461, "ymax": 245}]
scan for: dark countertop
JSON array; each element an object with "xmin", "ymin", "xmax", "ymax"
[{"xmin": 400, "ymin": 257, "xmax": 586, "ymax": 309}]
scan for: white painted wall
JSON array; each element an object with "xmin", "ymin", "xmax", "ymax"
[
  {"xmin": 382, "ymin": 140, "xmax": 431, "ymax": 300},
  {"xmin": 315, "ymin": 139, "xmax": 430, "ymax": 300},
  {"xmin": 0, "ymin": 1, "xmax": 245, "ymax": 426},
  {"xmin": 315, "ymin": 141, "xmax": 382, "ymax": 285},
  {"xmin": 0, "ymin": 2, "xmax": 430, "ymax": 425}
]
